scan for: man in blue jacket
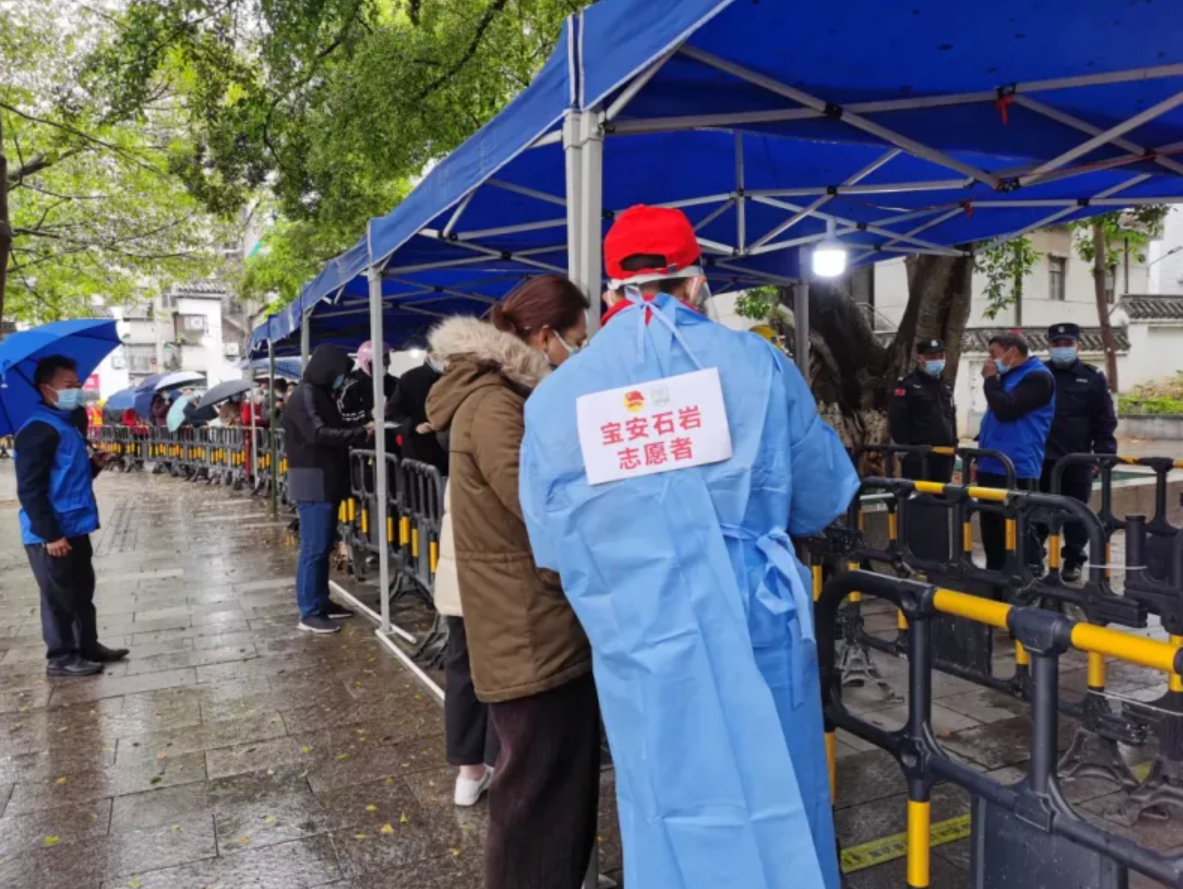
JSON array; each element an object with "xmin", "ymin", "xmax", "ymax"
[
  {"xmin": 16, "ymin": 355, "xmax": 127, "ymax": 676},
  {"xmin": 977, "ymin": 332, "xmax": 1055, "ymax": 572}
]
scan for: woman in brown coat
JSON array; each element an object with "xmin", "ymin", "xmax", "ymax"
[{"xmin": 427, "ymin": 275, "xmax": 596, "ymax": 889}]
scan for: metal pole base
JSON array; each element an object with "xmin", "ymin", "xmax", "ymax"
[
  {"xmin": 1058, "ymin": 726, "xmax": 1139, "ymax": 791},
  {"xmin": 838, "ymin": 602, "xmax": 904, "ymax": 704},
  {"xmin": 1116, "ymin": 754, "xmax": 1183, "ymax": 826}
]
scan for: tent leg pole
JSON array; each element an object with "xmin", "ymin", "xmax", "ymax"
[
  {"xmin": 795, "ymin": 247, "xmax": 810, "ymax": 384},
  {"xmin": 300, "ymin": 312, "xmax": 311, "ymax": 370},
  {"xmin": 268, "ymin": 341, "xmax": 278, "ymax": 517},
  {"xmin": 368, "ymin": 262, "xmax": 392, "ymax": 636},
  {"xmin": 579, "ymin": 111, "xmax": 604, "ymax": 334},
  {"xmin": 564, "ymin": 112, "xmax": 584, "ymax": 291}
]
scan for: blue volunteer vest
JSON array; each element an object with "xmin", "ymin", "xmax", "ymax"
[
  {"xmin": 978, "ymin": 356, "xmax": 1055, "ymax": 479},
  {"xmin": 17, "ymin": 405, "xmax": 100, "ymax": 545}
]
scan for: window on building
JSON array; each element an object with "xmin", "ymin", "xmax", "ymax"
[
  {"xmin": 126, "ymin": 345, "xmax": 156, "ymax": 374},
  {"xmin": 1049, "ymin": 256, "xmax": 1066, "ymax": 302},
  {"xmin": 178, "ymin": 314, "xmax": 207, "ymax": 332},
  {"xmin": 1105, "ymin": 267, "xmax": 1116, "ymax": 303}
]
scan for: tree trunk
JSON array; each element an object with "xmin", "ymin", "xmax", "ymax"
[
  {"xmin": 1093, "ymin": 222, "xmax": 1120, "ymax": 392},
  {"xmin": 777, "ymin": 254, "xmax": 973, "ymax": 469},
  {"xmin": 0, "ymin": 112, "xmax": 10, "ymax": 332}
]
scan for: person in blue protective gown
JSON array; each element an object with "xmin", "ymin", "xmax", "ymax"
[{"xmin": 519, "ymin": 205, "xmax": 860, "ymax": 889}]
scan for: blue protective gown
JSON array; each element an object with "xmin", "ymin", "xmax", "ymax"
[{"xmin": 520, "ymin": 295, "xmax": 859, "ymax": 889}]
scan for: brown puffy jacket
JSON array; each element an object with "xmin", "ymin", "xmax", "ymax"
[{"xmin": 426, "ymin": 317, "xmax": 592, "ymax": 703}]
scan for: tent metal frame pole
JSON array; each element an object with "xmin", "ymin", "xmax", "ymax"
[
  {"xmin": 795, "ymin": 248, "xmax": 810, "ymax": 384},
  {"xmin": 1012, "ymin": 94, "xmax": 1183, "ymax": 178},
  {"xmin": 679, "ymin": 45, "xmax": 1002, "ymax": 189},
  {"xmin": 564, "ymin": 109, "xmax": 604, "ymax": 330},
  {"xmin": 367, "ymin": 261, "xmax": 392, "ymax": 636},
  {"xmin": 735, "ymin": 133, "xmax": 746, "ymax": 253},
  {"xmin": 414, "ymin": 231, "xmax": 569, "ymax": 275},
  {"xmin": 693, "ymin": 198, "xmax": 735, "ymax": 232},
  {"xmin": 455, "ymin": 217, "xmax": 568, "ymax": 240},
  {"xmin": 487, "ymin": 178, "xmax": 567, "ymax": 206},
  {"xmin": 604, "ymin": 47, "xmax": 677, "ymax": 122},
  {"xmin": 300, "ymin": 312, "xmax": 311, "ymax": 369},
  {"xmin": 1019, "ymin": 86, "xmax": 1183, "ymax": 185},
  {"xmin": 442, "ymin": 192, "xmax": 475, "ymax": 238},
  {"xmin": 268, "ymin": 341, "xmax": 278, "ymax": 518}
]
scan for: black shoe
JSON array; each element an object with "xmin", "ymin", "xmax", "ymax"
[
  {"xmin": 83, "ymin": 643, "xmax": 130, "ymax": 662},
  {"xmin": 298, "ymin": 615, "xmax": 341, "ymax": 634},
  {"xmin": 47, "ymin": 656, "xmax": 104, "ymax": 677},
  {"xmin": 323, "ymin": 604, "xmax": 355, "ymax": 620},
  {"xmin": 1062, "ymin": 563, "xmax": 1083, "ymax": 584}
]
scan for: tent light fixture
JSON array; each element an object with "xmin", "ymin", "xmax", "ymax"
[{"xmin": 811, "ymin": 219, "xmax": 848, "ymax": 279}]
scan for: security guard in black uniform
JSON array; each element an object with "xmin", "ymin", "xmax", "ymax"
[
  {"xmin": 1037, "ymin": 322, "xmax": 1117, "ymax": 582},
  {"xmin": 888, "ymin": 338, "xmax": 958, "ymax": 482}
]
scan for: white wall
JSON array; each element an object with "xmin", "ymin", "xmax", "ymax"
[
  {"xmin": 1124, "ymin": 322, "xmax": 1183, "ymax": 391},
  {"xmin": 173, "ymin": 296, "xmax": 239, "ymax": 385},
  {"xmin": 875, "ymin": 227, "xmax": 1149, "ymax": 330},
  {"xmin": 1148, "ymin": 206, "xmax": 1183, "ymax": 296}
]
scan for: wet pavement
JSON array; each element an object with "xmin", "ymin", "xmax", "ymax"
[{"xmin": 0, "ymin": 459, "xmax": 1181, "ymax": 888}]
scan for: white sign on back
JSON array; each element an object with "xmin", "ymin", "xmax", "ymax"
[{"xmin": 576, "ymin": 367, "xmax": 732, "ymax": 486}]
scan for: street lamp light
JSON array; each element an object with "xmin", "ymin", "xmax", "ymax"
[{"xmin": 811, "ymin": 219, "xmax": 848, "ymax": 279}]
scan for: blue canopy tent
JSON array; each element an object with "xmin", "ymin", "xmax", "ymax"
[{"xmin": 249, "ymin": 0, "xmax": 1183, "ymax": 667}]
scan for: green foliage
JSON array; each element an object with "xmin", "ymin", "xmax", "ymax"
[
  {"xmin": 1070, "ymin": 207, "xmax": 1170, "ymax": 268},
  {"xmin": 733, "ymin": 286, "xmax": 782, "ymax": 322},
  {"xmin": 1, "ymin": 0, "xmax": 237, "ymax": 323},
  {"xmin": 90, "ymin": 0, "xmax": 586, "ymax": 307},
  {"xmin": 975, "ymin": 237, "xmax": 1041, "ymax": 319},
  {"xmin": 1117, "ymin": 395, "xmax": 1183, "ymax": 416}
]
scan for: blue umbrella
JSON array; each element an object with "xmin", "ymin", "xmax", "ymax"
[
  {"xmin": 155, "ymin": 371, "xmax": 206, "ymax": 392},
  {"xmin": 167, "ymin": 396, "xmax": 193, "ymax": 432},
  {"xmin": 132, "ymin": 373, "xmax": 170, "ymax": 420},
  {"xmin": 0, "ymin": 320, "xmax": 121, "ymax": 436},
  {"xmin": 104, "ymin": 386, "xmax": 136, "ymax": 412}
]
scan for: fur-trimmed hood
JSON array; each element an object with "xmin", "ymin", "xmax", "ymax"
[{"xmin": 425, "ymin": 316, "xmax": 550, "ymax": 432}]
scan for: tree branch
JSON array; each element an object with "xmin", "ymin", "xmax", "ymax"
[{"xmin": 413, "ymin": 0, "xmax": 511, "ymax": 102}]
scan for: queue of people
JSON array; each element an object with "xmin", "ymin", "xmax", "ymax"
[{"xmin": 888, "ymin": 323, "xmax": 1117, "ymax": 579}]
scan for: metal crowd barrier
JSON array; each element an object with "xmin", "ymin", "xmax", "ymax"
[
  {"xmin": 818, "ymin": 569, "xmax": 1183, "ymax": 888},
  {"xmin": 812, "ymin": 476, "xmax": 1158, "ymax": 812}
]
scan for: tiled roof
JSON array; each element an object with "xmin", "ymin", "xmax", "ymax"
[
  {"xmin": 168, "ymin": 280, "xmax": 229, "ymax": 298},
  {"xmin": 960, "ymin": 327, "xmax": 1129, "ymax": 354},
  {"xmin": 1122, "ymin": 295, "xmax": 1183, "ymax": 321}
]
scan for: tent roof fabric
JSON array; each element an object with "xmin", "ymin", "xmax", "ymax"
[{"xmin": 251, "ymin": 0, "xmax": 1183, "ymax": 357}]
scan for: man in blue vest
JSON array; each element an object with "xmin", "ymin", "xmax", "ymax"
[
  {"xmin": 976, "ymin": 332, "xmax": 1055, "ymax": 573},
  {"xmin": 16, "ymin": 355, "xmax": 127, "ymax": 676}
]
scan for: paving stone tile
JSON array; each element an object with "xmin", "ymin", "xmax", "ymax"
[
  {"xmin": 196, "ymin": 652, "xmax": 328, "ymax": 684},
  {"xmin": 937, "ymin": 713, "xmax": 1078, "ymax": 771},
  {"xmin": 123, "ymin": 644, "xmax": 259, "ymax": 677},
  {"xmin": 0, "ymin": 743, "xmax": 117, "ymax": 784},
  {"xmin": 214, "ymin": 789, "xmax": 333, "ymax": 854},
  {"xmin": 328, "ymin": 786, "xmax": 447, "ymax": 879},
  {"xmin": 4, "ymin": 750, "xmax": 206, "ymax": 815},
  {"xmin": 115, "ymin": 711, "xmax": 287, "ymax": 762},
  {"xmin": 833, "ymin": 748, "xmax": 906, "ymax": 810},
  {"xmin": 48, "ymin": 669, "xmax": 199, "ymax": 707},
  {"xmin": 856, "ymin": 702, "xmax": 983, "ymax": 736},
  {"xmin": 99, "ymin": 834, "xmax": 342, "ymax": 889},
  {"xmin": 0, "ymin": 797, "xmax": 113, "ymax": 858},
  {"xmin": 0, "ymin": 684, "xmax": 52, "ymax": 714}
]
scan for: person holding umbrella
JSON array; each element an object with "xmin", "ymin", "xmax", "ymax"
[{"xmin": 15, "ymin": 355, "xmax": 128, "ymax": 675}]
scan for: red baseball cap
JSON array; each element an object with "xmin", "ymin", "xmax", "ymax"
[{"xmin": 604, "ymin": 205, "xmax": 702, "ymax": 284}]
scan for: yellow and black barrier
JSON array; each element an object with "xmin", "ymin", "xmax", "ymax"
[{"xmin": 818, "ymin": 570, "xmax": 1183, "ymax": 888}]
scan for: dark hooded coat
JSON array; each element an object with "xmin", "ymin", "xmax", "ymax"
[{"xmin": 283, "ymin": 345, "xmax": 369, "ymax": 503}]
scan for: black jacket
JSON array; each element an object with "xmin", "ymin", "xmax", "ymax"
[
  {"xmin": 284, "ymin": 346, "xmax": 368, "ymax": 503},
  {"xmin": 888, "ymin": 370, "xmax": 957, "ymax": 448},
  {"xmin": 1042, "ymin": 358, "xmax": 1118, "ymax": 462},
  {"xmin": 338, "ymin": 367, "xmax": 396, "ymax": 427},
  {"xmin": 390, "ymin": 363, "xmax": 448, "ymax": 474}
]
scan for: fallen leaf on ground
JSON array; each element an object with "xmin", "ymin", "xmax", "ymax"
[
  {"xmin": 238, "ymin": 837, "xmax": 251, "ymax": 846},
  {"xmin": 43, "ymin": 837, "xmax": 60, "ymax": 847},
  {"xmin": 263, "ymin": 815, "xmax": 278, "ymax": 825},
  {"xmin": 399, "ymin": 814, "xmax": 409, "ymax": 824},
  {"xmin": 365, "ymin": 804, "xmax": 377, "ymax": 812},
  {"xmin": 354, "ymin": 833, "xmax": 367, "ymax": 840},
  {"xmin": 379, "ymin": 823, "xmax": 394, "ymax": 836},
  {"xmin": 336, "ymin": 753, "xmax": 349, "ymax": 761},
  {"xmin": 150, "ymin": 775, "xmax": 163, "ymax": 785},
  {"xmin": 54, "ymin": 777, "xmax": 66, "ymax": 786}
]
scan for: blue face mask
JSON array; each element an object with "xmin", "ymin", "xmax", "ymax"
[
  {"xmin": 52, "ymin": 388, "xmax": 83, "ymax": 411},
  {"xmin": 994, "ymin": 357, "xmax": 1011, "ymax": 374},
  {"xmin": 924, "ymin": 359, "xmax": 945, "ymax": 377},
  {"xmin": 332, "ymin": 374, "xmax": 345, "ymax": 390},
  {"xmin": 1050, "ymin": 346, "xmax": 1077, "ymax": 367}
]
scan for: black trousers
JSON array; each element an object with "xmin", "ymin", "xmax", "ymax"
[
  {"xmin": 1037, "ymin": 461, "xmax": 1093, "ymax": 567},
  {"xmin": 25, "ymin": 535, "xmax": 98, "ymax": 663},
  {"xmin": 486, "ymin": 673, "xmax": 601, "ymax": 889},
  {"xmin": 978, "ymin": 473, "xmax": 1040, "ymax": 573},
  {"xmin": 444, "ymin": 617, "xmax": 499, "ymax": 767}
]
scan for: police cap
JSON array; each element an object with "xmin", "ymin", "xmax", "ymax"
[
  {"xmin": 916, "ymin": 338, "xmax": 945, "ymax": 356},
  {"xmin": 1048, "ymin": 322, "xmax": 1081, "ymax": 341}
]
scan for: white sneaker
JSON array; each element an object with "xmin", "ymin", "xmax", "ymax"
[{"xmin": 453, "ymin": 767, "xmax": 493, "ymax": 807}]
